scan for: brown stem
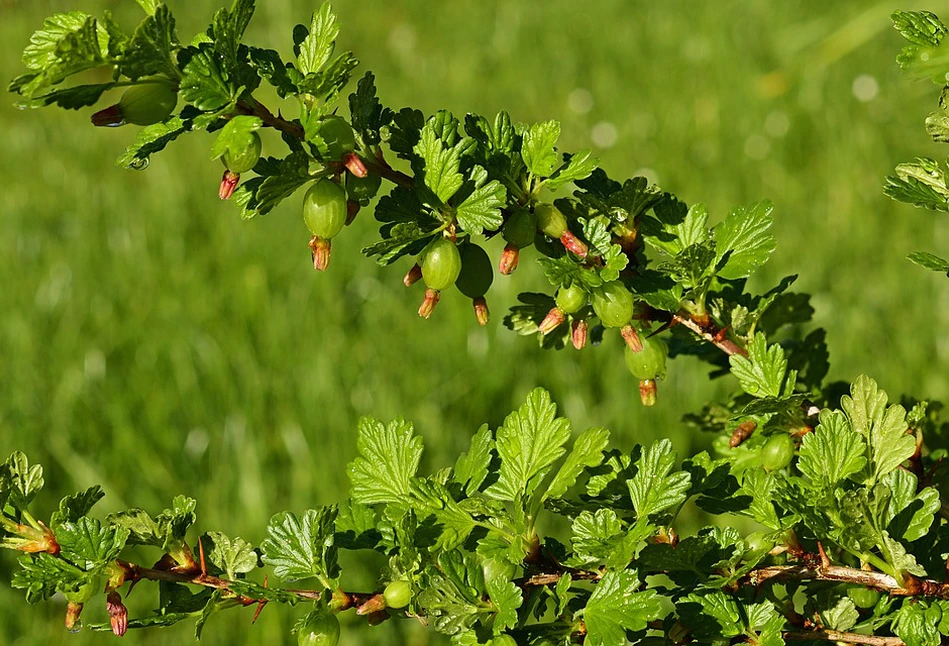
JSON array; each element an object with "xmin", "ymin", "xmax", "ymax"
[
  {"xmin": 783, "ymin": 630, "xmax": 905, "ymax": 646},
  {"xmin": 747, "ymin": 563, "xmax": 949, "ymax": 598},
  {"xmin": 669, "ymin": 312, "xmax": 748, "ymax": 357}
]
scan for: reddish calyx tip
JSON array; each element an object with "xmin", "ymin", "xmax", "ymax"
[
  {"xmin": 343, "ymin": 151, "xmax": 368, "ymax": 178},
  {"xmin": 219, "ymin": 170, "xmax": 241, "ymax": 200},
  {"xmin": 473, "ymin": 297, "xmax": 490, "ymax": 326},
  {"xmin": 621, "ymin": 324, "xmax": 644, "ymax": 352},
  {"xmin": 345, "ymin": 200, "xmax": 360, "ymax": 225},
  {"xmin": 106, "ymin": 591, "xmax": 128, "ymax": 637},
  {"xmin": 418, "ymin": 288, "xmax": 440, "ymax": 318},
  {"xmin": 571, "ymin": 319, "xmax": 588, "ymax": 350},
  {"xmin": 538, "ymin": 307, "xmax": 566, "ymax": 335},
  {"xmin": 639, "ymin": 379, "xmax": 658, "ymax": 406},
  {"xmin": 355, "ymin": 593, "xmax": 387, "ymax": 616},
  {"xmin": 560, "ymin": 231, "xmax": 588, "ymax": 258},
  {"xmin": 309, "ymin": 235, "xmax": 332, "ymax": 271},
  {"xmin": 403, "ymin": 263, "xmax": 422, "ymax": 287},
  {"xmin": 91, "ymin": 104, "xmax": 125, "ymax": 127},
  {"xmin": 65, "ymin": 601, "xmax": 83, "ymax": 631},
  {"xmin": 499, "ymin": 243, "xmax": 520, "ymax": 275}
]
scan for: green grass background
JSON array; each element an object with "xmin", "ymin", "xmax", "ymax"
[{"xmin": 1, "ymin": 0, "xmax": 948, "ymax": 643}]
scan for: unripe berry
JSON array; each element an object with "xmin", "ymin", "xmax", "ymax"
[
  {"xmin": 383, "ymin": 580, "xmax": 412, "ymax": 609},
  {"xmin": 421, "ymin": 238, "xmax": 462, "ymax": 291},
  {"xmin": 535, "ymin": 203, "xmax": 567, "ymax": 239},
  {"xmin": 297, "ymin": 610, "xmax": 340, "ymax": 646},
  {"xmin": 222, "ymin": 131, "xmax": 262, "ymax": 174},
  {"xmin": 760, "ymin": 433, "xmax": 795, "ymax": 472},
  {"xmin": 492, "ymin": 635, "xmax": 518, "ymax": 646},
  {"xmin": 591, "ymin": 282, "xmax": 634, "ymax": 328},
  {"xmin": 315, "ymin": 115, "xmax": 356, "ymax": 159},
  {"xmin": 303, "ymin": 180, "xmax": 348, "ymax": 240},
  {"xmin": 847, "ymin": 585, "xmax": 882, "ymax": 609},
  {"xmin": 624, "ymin": 334, "xmax": 668, "ymax": 380},
  {"xmin": 92, "ymin": 80, "xmax": 178, "ymax": 127},
  {"xmin": 555, "ymin": 284, "xmax": 587, "ymax": 314}
]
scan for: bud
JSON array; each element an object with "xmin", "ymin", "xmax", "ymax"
[
  {"xmin": 571, "ymin": 319, "xmax": 588, "ymax": 350},
  {"xmin": 343, "ymin": 151, "xmax": 368, "ymax": 178},
  {"xmin": 498, "ymin": 243, "xmax": 520, "ymax": 275},
  {"xmin": 560, "ymin": 230, "xmax": 588, "ymax": 258},
  {"xmin": 639, "ymin": 379, "xmax": 658, "ymax": 407},
  {"xmin": 538, "ymin": 307, "xmax": 566, "ymax": 335},
  {"xmin": 356, "ymin": 593, "xmax": 387, "ymax": 615},
  {"xmin": 345, "ymin": 200, "xmax": 360, "ymax": 226},
  {"xmin": 107, "ymin": 591, "xmax": 128, "ymax": 637},
  {"xmin": 403, "ymin": 263, "xmax": 422, "ymax": 287},
  {"xmin": 418, "ymin": 288, "xmax": 440, "ymax": 318},
  {"xmin": 65, "ymin": 601, "xmax": 83, "ymax": 632},
  {"xmin": 473, "ymin": 296, "xmax": 490, "ymax": 326},
  {"xmin": 309, "ymin": 236, "xmax": 332, "ymax": 271},
  {"xmin": 219, "ymin": 170, "xmax": 240, "ymax": 200},
  {"xmin": 620, "ymin": 324, "xmax": 643, "ymax": 352}
]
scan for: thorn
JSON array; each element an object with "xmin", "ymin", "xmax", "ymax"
[
  {"xmin": 198, "ymin": 536, "xmax": 208, "ymax": 577},
  {"xmin": 817, "ymin": 542, "xmax": 831, "ymax": 570},
  {"xmin": 252, "ymin": 600, "xmax": 267, "ymax": 623},
  {"xmin": 712, "ymin": 325, "xmax": 730, "ymax": 343}
]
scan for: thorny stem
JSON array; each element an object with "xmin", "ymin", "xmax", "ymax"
[
  {"xmin": 747, "ymin": 562, "xmax": 949, "ymax": 599},
  {"xmin": 783, "ymin": 630, "xmax": 905, "ymax": 646}
]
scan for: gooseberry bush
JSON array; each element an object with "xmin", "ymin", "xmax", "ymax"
[{"xmin": 4, "ymin": 2, "xmax": 949, "ymax": 645}]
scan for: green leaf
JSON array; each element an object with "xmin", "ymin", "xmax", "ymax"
[
  {"xmin": 840, "ymin": 375, "xmax": 915, "ymax": 484},
  {"xmin": 119, "ymin": 5, "xmax": 179, "ymax": 79},
  {"xmin": 643, "ymin": 200, "xmax": 709, "ymax": 256},
  {"xmin": 415, "ymin": 119, "xmax": 464, "ymax": 203},
  {"xmin": 204, "ymin": 531, "xmax": 258, "ymax": 579},
  {"xmin": 638, "ymin": 529, "xmax": 736, "ymax": 588},
  {"xmin": 134, "ymin": 0, "xmax": 160, "ymax": 15},
  {"xmin": 18, "ymin": 83, "xmax": 115, "ymax": 110},
  {"xmin": 746, "ymin": 599, "xmax": 786, "ymax": 646},
  {"xmin": 454, "ymin": 166, "xmax": 505, "ymax": 234},
  {"xmin": 12, "ymin": 553, "xmax": 85, "ymax": 604},
  {"xmin": 233, "ymin": 151, "xmax": 311, "ymax": 219},
  {"xmin": 892, "ymin": 11, "xmax": 947, "ymax": 47},
  {"xmin": 116, "ymin": 116, "xmax": 190, "ymax": 169},
  {"xmin": 2, "ymin": 452, "xmax": 44, "ymax": 511},
  {"xmin": 627, "ymin": 439, "xmax": 691, "ymax": 521},
  {"xmin": 260, "ymin": 506, "xmax": 338, "ymax": 586},
  {"xmin": 297, "ymin": 2, "xmax": 338, "ymax": 76},
  {"xmin": 545, "ymin": 150, "xmax": 598, "ymax": 191},
  {"xmin": 894, "ymin": 600, "xmax": 945, "ymax": 646},
  {"xmin": 179, "ymin": 45, "xmax": 237, "ymax": 112},
  {"xmin": 248, "ymin": 47, "xmax": 299, "ymax": 97},
  {"xmin": 819, "ymin": 596, "xmax": 859, "ymax": 632},
  {"xmin": 210, "ymin": 115, "xmax": 262, "ymax": 161},
  {"xmin": 453, "ymin": 424, "xmax": 494, "ymax": 496},
  {"xmin": 797, "ymin": 409, "xmax": 867, "ymax": 489},
  {"xmin": 883, "ymin": 470, "xmax": 941, "ymax": 542},
  {"xmin": 349, "ymin": 71, "xmax": 392, "ymax": 147},
  {"xmin": 582, "ymin": 570, "xmax": 662, "ymax": 646},
  {"xmin": 362, "ymin": 221, "xmax": 437, "ymax": 266},
  {"xmin": 521, "ymin": 120, "xmax": 561, "ymax": 178},
  {"xmin": 714, "ymin": 200, "xmax": 777, "ymax": 280},
  {"xmin": 545, "ymin": 426, "xmax": 610, "ymax": 500},
  {"xmin": 678, "ymin": 590, "xmax": 743, "ymax": 638},
  {"xmin": 569, "ymin": 509, "xmax": 645, "ymax": 569},
  {"xmin": 885, "ymin": 158, "xmax": 949, "ymax": 211},
  {"xmin": 484, "ymin": 574, "xmax": 522, "ymax": 634},
  {"xmin": 107, "ymin": 495, "xmax": 196, "ymax": 554},
  {"xmin": 417, "ymin": 551, "xmax": 486, "ymax": 636},
  {"xmin": 485, "ymin": 388, "xmax": 573, "ymax": 502},
  {"xmin": 16, "ymin": 15, "xmax": 108, "ymax": 97},
  {"xmin": 908, "ymin": 251, "xmax": 949, "ymax": 273},
  {"xmin": 50, "ymin": 486, "xmax": 105, "ymax": 528},
  {"xmin": 209, "ymin": 0, "xmax": 255, "ymax": 63},
  {"xmin": 56, "ymin": 517, "xmax": 129, "ymax": 571},
  {"xmin": 347, "ymin": 417, "xmax": 424, "ymax": 505},
  {"xmin": 729, "ymin": 333, "xmax": 790, "ymax": 399}
]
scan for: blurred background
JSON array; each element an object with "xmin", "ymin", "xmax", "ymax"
[{"xmin": 1, "ymin": 0, "xmax": 948, "ymax": 643}]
